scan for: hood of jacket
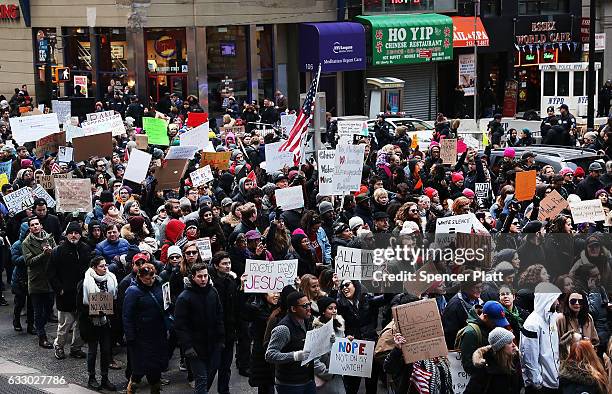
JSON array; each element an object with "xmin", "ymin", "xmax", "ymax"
[
  {"xmin": 533, "ymin": 282, "xmax": 561, "ymax": 319},
  {"xmin": 183, "ymin": 275, "xmax": 213, "ymax": 293},
  {"xmin": 165, "ymin": 219, "xmax": 186, "ymax": 243}
]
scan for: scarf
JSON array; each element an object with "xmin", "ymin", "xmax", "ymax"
[
  {"xmin": 82, "ymin": 267, "xmax": 117, "ymax": 305},
  {"xmin": 504, "ymin": 304, "xmax": 524, "ymax": 327}
]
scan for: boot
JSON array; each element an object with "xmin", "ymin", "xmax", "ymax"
[
  {"xmin": 126, "ymin": 378, "xmax": 139, "ymax": 394},
  {"xmin": 150, "ymin": 382, "xmax": 161, "ymax": 394},
  {"xmin": 39, "ymin": 336, "xmax": 53, "ymax": 349},
  {"xmin": 12, "ymin": 316, "xmax": 22, "ymax": 332},
  {"xmin": 100, "ymin": 376, "xmax": 117, "ymax": 391},
  {"xmin": 87, "ymin": 375, "xmax": 100, "ymax": 390},
  {"xmin": 26, "ymin": 324, "xmax": 36, "ymax": 335}
]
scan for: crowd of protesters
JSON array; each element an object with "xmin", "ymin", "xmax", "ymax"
[{"xmin": 0, "ymin": 84, "xmax": 610, "ymax": 394}]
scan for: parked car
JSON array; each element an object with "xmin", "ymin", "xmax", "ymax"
[
  {"xmin": 366, "ymin": 117, "xmax": 435, "ymax": 150},
  {"xmin": 488, "ymin": 145, "xmax": 605, "ymax": 173}
]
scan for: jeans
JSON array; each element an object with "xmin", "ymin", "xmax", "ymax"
[
  {"xmin": 208, "ymin": 342, "xmax": 233, "ymax": 394},
  {"xmin": 87, "ymin": 324, "xmax": 112, "ymax": 377},
  {"xmin": 275, "ymin": 381, "xmax": 316, "ymax": 394},
  {"xmin": 54, "ymin": 311, "xmax": 83, "ymax": 351},
  {"xmin": 189, "ymin": 357, "xmax": 209, "ymax": 394},
  {"xmin": 30, "ymin": 292, "xmax": 53, "ymax": 338}
]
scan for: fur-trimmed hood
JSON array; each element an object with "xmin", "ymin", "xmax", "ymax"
[
  {"xmin": 221, "ymin": 213, "xmax": 240, "ymax": 228},
  {"xmin": 121, "ymin": 223, "xmax": 150, "ymax": 241},
  {"xmin": 559, "ymin": 360, "xmax": 601, "ymax": 389}
]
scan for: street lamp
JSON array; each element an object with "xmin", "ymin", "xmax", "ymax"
[{"xmin": 587, "ymin": 0, "xmax": 596, "ymax": 130}]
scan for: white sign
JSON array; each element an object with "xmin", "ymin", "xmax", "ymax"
[
  {"xmin": 190, "ymin": 165, "xmax": 214, "ymax": 187},
  {"xmin": 243, "ymin": 259, "xmax": 298, "ymax": 293},
  {"xmin": 448, "ymin": 351, "xmax": 469, "ymax": 394},
  {"xmin": 124, "ymin": 148, "xmax": 152, "ymax": 184},
  {"xmin": 164, "ymin": 145, "xmax": 199, "ymax": 160},
  {"xmin": 337, "ymin": 120, "xmax": 368, "ymax": 136},
  {"xmin": 329, "ymin": 338, "xmax": 374, "ymax": 378},
  {"xmin": 280, "ymin": 114, "xmax": 297, "ymax": 134},
  {"xmin": 58, "ymin": 146, "xmax": 73, "ymax": 163},
  {"xmin": 86, "ymin": 6, "xmax": 96, "ymax": 27},
  {"xmin": 86, "ymin": 110, "xmax": 114, "ymax": 123},
  {"xmin": 64, "ymin": 125, "xmax": 85, "ymax": 143},
  {"xmin": 180, "ymin": 123, "xmax": 210, "ymax": 150},
  {"xmin": 318, "ymin": 150, "xmax": 335, "ymax": 196},
  {"xmin": 73, "ymin": 75, "xmax": 88, "ymax": 98},
  {"xmin": 31, "ymin": 185, "xmax": 56, "ymax": 209},
  {"xmin": 162, "ymin": 282, "xmax": 171, "ymax": 310},
  {"xmin": 51, "ymin": 100, "xmax": 71, "ymax": 125},
  {"xmin": 4, "ymin": 187, "xmax": 34, "ymax": 214},
  {"xmin": 195, "ymin": 238, "xmax": 212, "ymax": 261},
  {"xmin": 10, "ymin": 114, "xmax": 60, "ymax": 144},
  {"xmin": 583, "ymin": 33, "xmax": 606, "ymax": 51},
  {"xmin": 302, "ymin": 319, "xmax": 334, "ymax": 366},
  {"xmin": 335, "ymin": 246, "xmax": 375, "ymax": 281},
  {"xmin": 82, "ymin": 113, "xmax": 125, "ymax": 136},
  {"xmin": 265, "ymin": 141, "xmax": 294, "ymax": 172},
  {"xmin": 435, "ymin": 213, "xmax": 475, "ymax": 246},
  {"xmin": 569, "ymin": 199, "xmax": 606, "ymax": 224},
  {"xmin": 458, "ymin": 54, "xmax": 475, "ymax": 96},
  {"xmin": 275, "ymin": 185, "xmax": 304, "ymax": 210},
  {"xmin": 332, "ymin": 144, "xmax": 365, "ymax": 194}
]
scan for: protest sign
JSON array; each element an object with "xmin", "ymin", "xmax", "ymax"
[
  {"xmin": 337, "ymin": 120, "xmax": 368, "ymax": 136},
  {"xmin": 392, "ymin": 298, "xmax": 448, "ymax": 364},
  {"xmin": 180, "ymin": 123, "xmax": 210, "ymax": 150},
  {"xmin": 515, "ymin": 170, "xmax": 536, "ymax": 201},
  {"xmin": 73, "ymin": 75, "xmax": 88, "ymax": 97},
  {"xmin": 72, "ymin": 132, "xmax": 113, "ymax": 162},
  {"xmin": 143, "ymin": 117, "xmax": 169, "ymax": 145},
  {"xmin": 186, "ymin": 112, "xmax": 208, "ymax": 128},
  {"xmin": 190, "ymin": 165, "xmax": 214, "ymax": 187},
  {"xmin": 82, "ymin": 113, "xmax": 126, "ymax": 136},
  {"xmin": 435, "ymin": 213, "xmax": 474, "ymax": 246},
  {"xmin": 440, "ymin": 138, "xmax": 457, "ymax": 165},
  {"xmin": 88, "ymin": 292, "xmax": 113, "ymax": 315},
  {"xmin": 162, "ymin": 282, "xmax": 171, "ymax": 310},
  {"xmin": 32, "ymin": 185, "xmax": 56, "ymax": 208},
  {"xmin": 58, "ymin": 146, "xmax": 73, "ymax": 163},
  {"xmin": 538, "ymin": 189, "xmax": 568, "ymax": 221},
  {"xmin": 275, "ymin": 186, "xmax": 304, "ymax": 210},
  {"xmin": 317, "ymin": 150, "xmax": 335, "ymax": 196},
  {"xmin": 195, "ymin": 238, "xmax": 212, "ymax": 261},
  {"xmin": 569, "ymin": 199, "xmax": 606, "ymax": 224},
  {"xmin": 155, "ymin": 159, "xmax": 188, "ymax": 190},
  {"xmin": 474, "ymin": 182, "xmax": 490, "ymax": 207},
  {"xmin": 265, "ymin": 141, "xmax": 294, "ymax": 172},
  {"xmin": 280, "ymin": 114, "xmax": 297, "ymax": 135},
  {"xmin": 36, "ymin": 132, "xmax": 65, "ymax": 158},
  {"xmin": 0, "ymin": 174, "xmax": 8, "ymax": 189},
  {"xmin": 51, "ymin": 100, "xmax": 71, "ymax": 124},
  {"xmin": 36, "ymin": 172, "xmax": 72, "ymax": 191},
  {"xmin": 335, "ymin": 246, "xmax": 375, "ymax": 281},
  {"xmin": 10, "ymin": 113, "xmax": 60, "ymax": 144},
  {"xmin": 329, "ymin": 338, "xmax": 375, "ymax": 378},
  {"xmin": 0, "ymin": 160, "xmax": 11, "ymax": 177},
  {"xmin": 448, "ymin": 351, "xmax": 469, "ymax": 394},
  {"xmin": 124, "ymin": 148, "xmax": 152, "ymax": 184},
  {"xmin": 135, "ymin": 134, "xmax": 148, "ymax": 150},
  {"xmin": 4, "ymin": 187, "xmax": 34, "ymax": 214},
  {"xmin": 243, "ymin": 259, "xmax": 298, "ymax": 293},
  {"xmin": 165, "ymin": 145, "xmax": 199, "ymax": 160},
  {"xmin": 64, "ymin": 124, "xmax": 85, "ymax": 143},
  {"xmin": 332, "ymin": 144, "xmax": 365, "ymax": 194},
  {"xmin": 86, "ymin": 110, "xmax": 114, "ymax": 123},
  {"xmin": 402, "ymin": 262, "xmax": 438, "ymax": 297},
  {"xmin": 455, "ymin": 232, "xmax": 492, "ymax": 268},
  {"xmin": 200, "ymin": 152, "xmax": 231, "ymax": 170},
  {"xmin": 54, "ymin": 178, "xmax": 92, "ymax": 212},
  {"xmin": 302, "ymin": 319, "xmax": 334, "ymax": 366}
]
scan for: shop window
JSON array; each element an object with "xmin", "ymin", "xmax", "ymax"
[
  {"xmin": 573, "ymin": 71, "xmax": 584, "ymax": 96},
  {"xmin": 519, "ymin": 0, "xmax": 569, "ymax": 15},
  {"xmin": 543, "ymin": 72, "xmax": 555, "ymax": 96},
  {"xmin": 257, "ymin": 25, "xmax": 275, "ymax": 106},
  {"xmin": 145, "ymin": 28, "xmax": 188, "ymax": 103},
  {"xmin": 481, "ymin": 0, "xmax": 500, "ymax": 16},
  {"xmin": 557, "ymin": 72, "xmax": 569, "ymax": 96}
]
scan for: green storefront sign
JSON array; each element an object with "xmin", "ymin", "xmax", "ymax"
[{"xmin": 356, "ymin": 14, "xmax": 453, "ymax": 66}]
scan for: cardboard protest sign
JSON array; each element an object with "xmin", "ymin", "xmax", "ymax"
[
  {"xmin": 195, "ymin": 238, "xmax": 212, "ymax": 261},
  {"xmin": 36, "ymin": 132, "xmax": 65, "ymax": 158},
  {"xmin": 302, "ymin": 319, "xmax": 334, "ymax": 366},
  {"xmin": 402, "ymin": 262, "xmax": 438, "ymax": 297},
  {"xmin": 474, "ymin": 182, "xmax": 490, "ymax": 207},
  {"xmin": 88, "ymin": 292, "xmax": 113, "ymax": 315},
  {"xmin": 155, "ymin": 159, "xmax": 188, "ymax": 190},
  {"xmin": 514, "ymin": 170, "xmax": 536, "ymax": 201},
  {"xmin": 36, "ymin": 172, "xmax": 72, "ymax": 191},
  {"xmin": 280, "ymin": 114, "xmax": 297, "ymax": 135},
  {"xmin": 569, "ymin": 199, "xmax": 606, "ymax": 224},
  {"xmin": 190, "ymin": 166, "xmax": 214, "ymax": 187},
  {"xmin": 143, "ymin": 117, "xmax": 169, "ymax": 145},
  {"xmin": 135, "ymin": 134, "xmax": 148, "ymax": 150},
  {"xmin": 317, "ymin": 150, "xmax": 335, "ymax": 196},
  {"xmin": 72, "ymin": 132, "xmax": 113, "ymax": 162},
  {"xmin": 219, "ymin": 126, "xmax": 245, "ymax": 138},
  {"xmin": 329, "ymin": 338, "xmax": 375, "ymax": 378},
  {"xmin": 448, "ymin": 351, "xmax": 469, "ymax": 394},
  {"xmin": 58, "ymin": 146, "xmax": 73, "ymax": 163},
  {"xmin": 180, "ymin": 123, "xmax": 210, "ymax": 150},
  {"xmin": 440, "ymin": 138, "xmax": 457, "ymax": 165},
  {"xmin": 200, "ymin": 152, "xmax": 231, "ymax": 170},
  {"xmin": 82, "ymin": 113, "xmax": 126, "ymax": 136},
  {"xmin": 274, "ymin": 186, "xmax": 304, "ymax": 211},
  {"xmin": 4, "ymin": 187, "xmax": 34, "ymax": 214},
  {"xmin": 265, "ymin": 141, "xmax": 294, "ymax": 172},
  {"xmin": 332, "ymin": 144, "xmax": 365, "ymax": 194},
  {"xmin": 165, "ymin": 146, "xmax": 199, "ymax": 160},
  {"xmin": 337, "ymin": 120, "xmax": 368, "ymax": 136},
  {"xmin": 243, "ymin": 259, "xmax": 298, "ymax": 293},
  {"xmin": 392, "ymin": 298, "xmax": 448, "ymax": 364},
  {"xmin": 538, "ymin": 189, "xmax": 568, "ymax": 221},
  {"xmin": 32, "ymin": 185, "xmax": 56, "ymax": 208},
  {"xmin": 0, "ymin": 160, "xmax": 11, "ymax": 177},
  {"xmin": 162, "ymin": 282, "xmax": 171, "ymax": 310},
  {"xmin": 335, "ymin": 246, "xmax": 375, "ymax": 281},
  {"xmin": 186, "ymin": 112, "xmax": 208, "ymax": 128},
  {"xmin": 54, "ymin": 178, "xmax": 92, "ymax": 212},
  {"xmin": 124, "ymin": 149, "xmax": 152, "ymax": 184},
  {"xmin": 64, "ymin": 124, "xmax": 85, "ymax": 143},
  {"xmin": 455, "ymin": 232, "xmax": 492, "ymax": 268},
  {"xmin": 10, "ymin": 113, "xmax": 60, "ymax": 144},
  {"xmin": 51, "ymin": 100, "xmax": 71, "ymax": 125}
]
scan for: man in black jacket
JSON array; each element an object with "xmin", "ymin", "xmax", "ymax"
[
  {"xmin": 174, "ymin": 263, "xmax": 224, "ymax": 393},
  {"xmin": 576, "ymin": 162, "xmax": 605, "ymax": 200},
  {"xmin": 31, "ymin": 198, "xmax": 62, "ymax": 244}
]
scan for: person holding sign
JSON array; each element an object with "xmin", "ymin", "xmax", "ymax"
[
  {"xmin": 312, "ymin": 296, "xmax": 347, "ymax": 394},
  {"xmin": 77, "ymin": 256, "xmax": 118, "ymax": 391},
  {"xmin": 576, "ymin": 162, "xmax": 605, "ymax": 200}
]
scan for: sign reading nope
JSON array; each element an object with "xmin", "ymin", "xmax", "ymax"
[{"xmin": 329, "ymin": 338, "xmax": 375, "ymax": 378}]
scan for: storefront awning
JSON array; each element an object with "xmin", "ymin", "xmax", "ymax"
[
  {"xmin": 355, "ymin": 14, "xmax": 453, "ymax": 66},
  {"xmin": 452, "ymin": 16, "xmax": 489, "ymax": 47},
  {"xmin": 299, "ymin": 22, "xmax": 366, "ymax": 73}
]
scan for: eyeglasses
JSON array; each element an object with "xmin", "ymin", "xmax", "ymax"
[
  {"xmin": 341, "ymin": 282, "xmax": 352, "ymax": 289},
  {"xmin": 569, "ymin": 298, "xmax": 586, "ymax": 305},
  {"xmin": 169, "ymin": 255, "xmax": 182, "ymax": 260},
  {"xmin": 297, "ymin": 302, "xmax": 312, "ymax": 309},
  {"xmin": 185, "ymin": 250, "xmax": 198, "ymax": 256},
  {"xmin": 512, "ymin": 221, "xmax": 520, "ymax": 225},
  {"xmin": 409, "ymin": 209, "xmax": 418, "ymax": 213}
]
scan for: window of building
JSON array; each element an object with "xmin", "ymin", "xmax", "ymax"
[
  {"xmin": 573, "ymin": 71, "xmax": 584, "ymax": 96},
  {"xmin": 145, "ymin": 28, "xmax": 188, "ymax": 103},
  {"xmin": 257, "ymin": 25, "xmax": 275, "ymax": 106},
  {"xmin": 543, "ymin": 72, "xmax": 555, "ymax": 96},
  {"xmin": 518, "ymin": 0, "xmax": 569, "ymax": 15},
  {"xmin": 557, "ymin": 71, "xmax": 569, "ymax": 96}
]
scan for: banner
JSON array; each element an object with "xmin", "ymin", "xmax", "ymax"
[
  {"xmin": 332, "ymin": 144, "xmax": 365, "ymax": 194},
  {"xmin": 458, "ymin": 54, "xmax": 475, "ymax": 96},
  {"xmin": 569, "ymin": 199, "xmax": 606, "ymax": 224},
  {"xmin": 124, "ymin": 148, "xmax": 152, "ymax": 183},
  {"xmin": 54, "ymin": 178, "xmax": 92, "ymax": 212},
  {"xmin": 82, "ymin": 113, "xmax": 126, "ymax": 136},
  {"xmin": 538, "ymin": 189, "xmax": 568, "ymax": 221},
  {"xmin": 335, "ymin": 246, "xmax": 375, "ymax": 281},
  {"xmin": 265, "ymin": 141, "xmax": 294, "ymax": 172},
  {"xmin": 4, "ymin": 187, "xmax": 34, "ymax": 214},
  {"xmin": 440, "ymin": 138, "xmax": 457, "ymax": 165},
  {"xmin": 317, "ymin": 150, "xmax": 335, "ymax": 196},
  {"xmin": 329, "ymin": 338, "xmax": 375, "ymax": 378},
  {"xmin": 74, "ymin": 75, "xmax": 88, "ymax": 98},
  {"xmin": 10, "ymin": 113, "xmax": 60, "ymax": 144},
  {"xmin": 302, "ymin": 319, "xmax": 334, "ymax": 366},
  {"xmin": 143, "ymin": 117, "xmax": 169, "ymax": 146},
  {"xmin": 274, "ymin": 185, "xmax": 304, "ymax": 211},
  {"xmin": 243, "ymin": 259, "xmax": 298, "ymax": 293}
]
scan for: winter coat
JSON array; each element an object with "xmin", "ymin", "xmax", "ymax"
[
  {"xmin": 556, "ymin": 313, "xmax": 599, "ymax": 348},
  {"xmin": 160, "ymin": 219, "xmax": 185, "ymax": 264},
  {"xmin": 520, "ymin": 289, "xmax": 561, "ymax": 389},
  {"xmin": 120, "ymin": 223, "xmax": 150, "ymax": 246},
  {"xmin": 199, "ymin": 220, "xmax": 226, "ymax": 253},
  {"xmin": 22, "ymin": 230, "xmax": 56, "ymax": 294},
  {"xmin": 336, "ymin": 282, "xmax": 385, "ymax": 341},
  {"xmin": 10, "ymin": 229, "xmax": 28, "ymax": 295},
  {"xmin": 458, "ymin": 305, "xmax": 492, "ymax": 375},
  {"xmin": 244, "ymin": 296, "xmax": 278, "ymax": 388},
  {"xmin": 47, "ymin": 240, "xmax": 91, "ymax": 311},
  {"xmin": 559, "ymin": 360, "xmax": 606, "ymax": 394},
  {"xmin": 312, "ymin": 316, "xmax": 346, "ymax": 394},
  {"xmin": 122, "ymin": 278, "xmax": 169, "ymax": 375},
  {"xmin": 464, "ymin": 346, "xmax": 523, "ymax": 394},
  {"xmin": 576, "ymin": 175, "xmax": 605, "ymax": 201},
  {"xmin": 174, "ymin": 278, "xmax": 225, "ymax": 360},
  {"xmin": 95, "ymin": 238, "xmax": 132, "ymax": 281},
  {"xmin": 315, "ymin": 227, "xmax": 331, "ymax": 265},
  {"xmin": 208, "ymin": 265, "xmax": 238, "ymax": 344},
  {"xmin": 587, "ymin": 288, "xmax": 611, "ymax": 351},
  {"xmin": 442, "ymin": 292, "xmax": 481, "ymax": 349}
]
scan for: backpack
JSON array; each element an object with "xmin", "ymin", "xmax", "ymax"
[{"xmin": 454, "ymin": 322, "xmax": 483, "ymax": 350}]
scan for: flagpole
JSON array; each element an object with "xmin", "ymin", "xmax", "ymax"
[{"xmin": 300, "ymin": 64, "xmax": 322, "ymax": 167}]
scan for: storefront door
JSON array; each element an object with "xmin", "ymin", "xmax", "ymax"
[{"xmin": 147, "ymin": 73, "xmax": 187, "ymax": 102}]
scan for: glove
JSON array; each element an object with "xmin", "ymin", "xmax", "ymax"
[
  {"xmin": 293, "ymin": 350, "xmax": 311, "ymax": 362},
  {"xmin": 330, "ymin": 334, "xmax": 336, "ymax": 344},
  {"xmin": 184, "ymin": 348, "xmax": 198, "ymax": 359}
]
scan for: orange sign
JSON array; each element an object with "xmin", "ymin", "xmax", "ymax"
[{"xmin": 515, "ymin": 170, "xmax": 536, "ymax": 202}]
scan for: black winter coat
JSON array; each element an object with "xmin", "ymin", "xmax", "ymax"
[
  {"xmin": 47, "ymin": 241, "xmax": 91, "ymax": 311},
  {"xmin": 208, "ymin": 266, "xmax": 238, "ymax": 344},
  {"xmin": 244, "ymin": 296, "xmax": 277, "ymax": 388},
  {"xmin": 336, "ymin": 282, "xmax": 385, "ymax": 341}
]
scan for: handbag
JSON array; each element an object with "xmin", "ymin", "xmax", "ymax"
[{"xmin": 148, "ymin": 290, "xmax": 174, "ymax": 331}]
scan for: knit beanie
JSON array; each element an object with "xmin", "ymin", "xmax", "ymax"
[
  {"xmin": 348, "ymin": 216, "xmax": 364, "ymax": 231},
  {"xmin": 488, "ymin": 327, "xmax": 515, "ymax": 352},
  {"xmin": 167, "ymin": 245, "xmax": 182, "ymax": 258},
  {"xmin": 317, "ymin": 296, "xmax": 336, "ymax": 314},
  {"xmin": 65, "ymin": 221, "xmax": 82, "ymax": 234},
  {"xmin": 318, "ymin": 201, "xmax": 333, "ymax": 216},
  {"xmin": 451, "ymin": 172, "xmax": 464, "ymax": 183}
]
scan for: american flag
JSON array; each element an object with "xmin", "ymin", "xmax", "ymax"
[
  {"xmin": 50, "ymin": 162, "xmax": 61, "ymax": 174},
  {"xmin": 410, "ymin": 364, "xmax": 432, "ymax": 394},
  {"xmin": 279, "ymin": 64, "xmax": 321, "ymax": 163}
]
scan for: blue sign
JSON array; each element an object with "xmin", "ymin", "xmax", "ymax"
[
  {"xmin": 0, "ymin": 160, "xmax": 12, "ymax": 177},
  {"xmin": 299, "ymin": 22, "xmax": 366, "ymax": 73}
]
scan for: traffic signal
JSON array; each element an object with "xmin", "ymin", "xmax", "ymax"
[{"xmin": 53, "ymin": 67, "xmax": 70, "ymax": 83}]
